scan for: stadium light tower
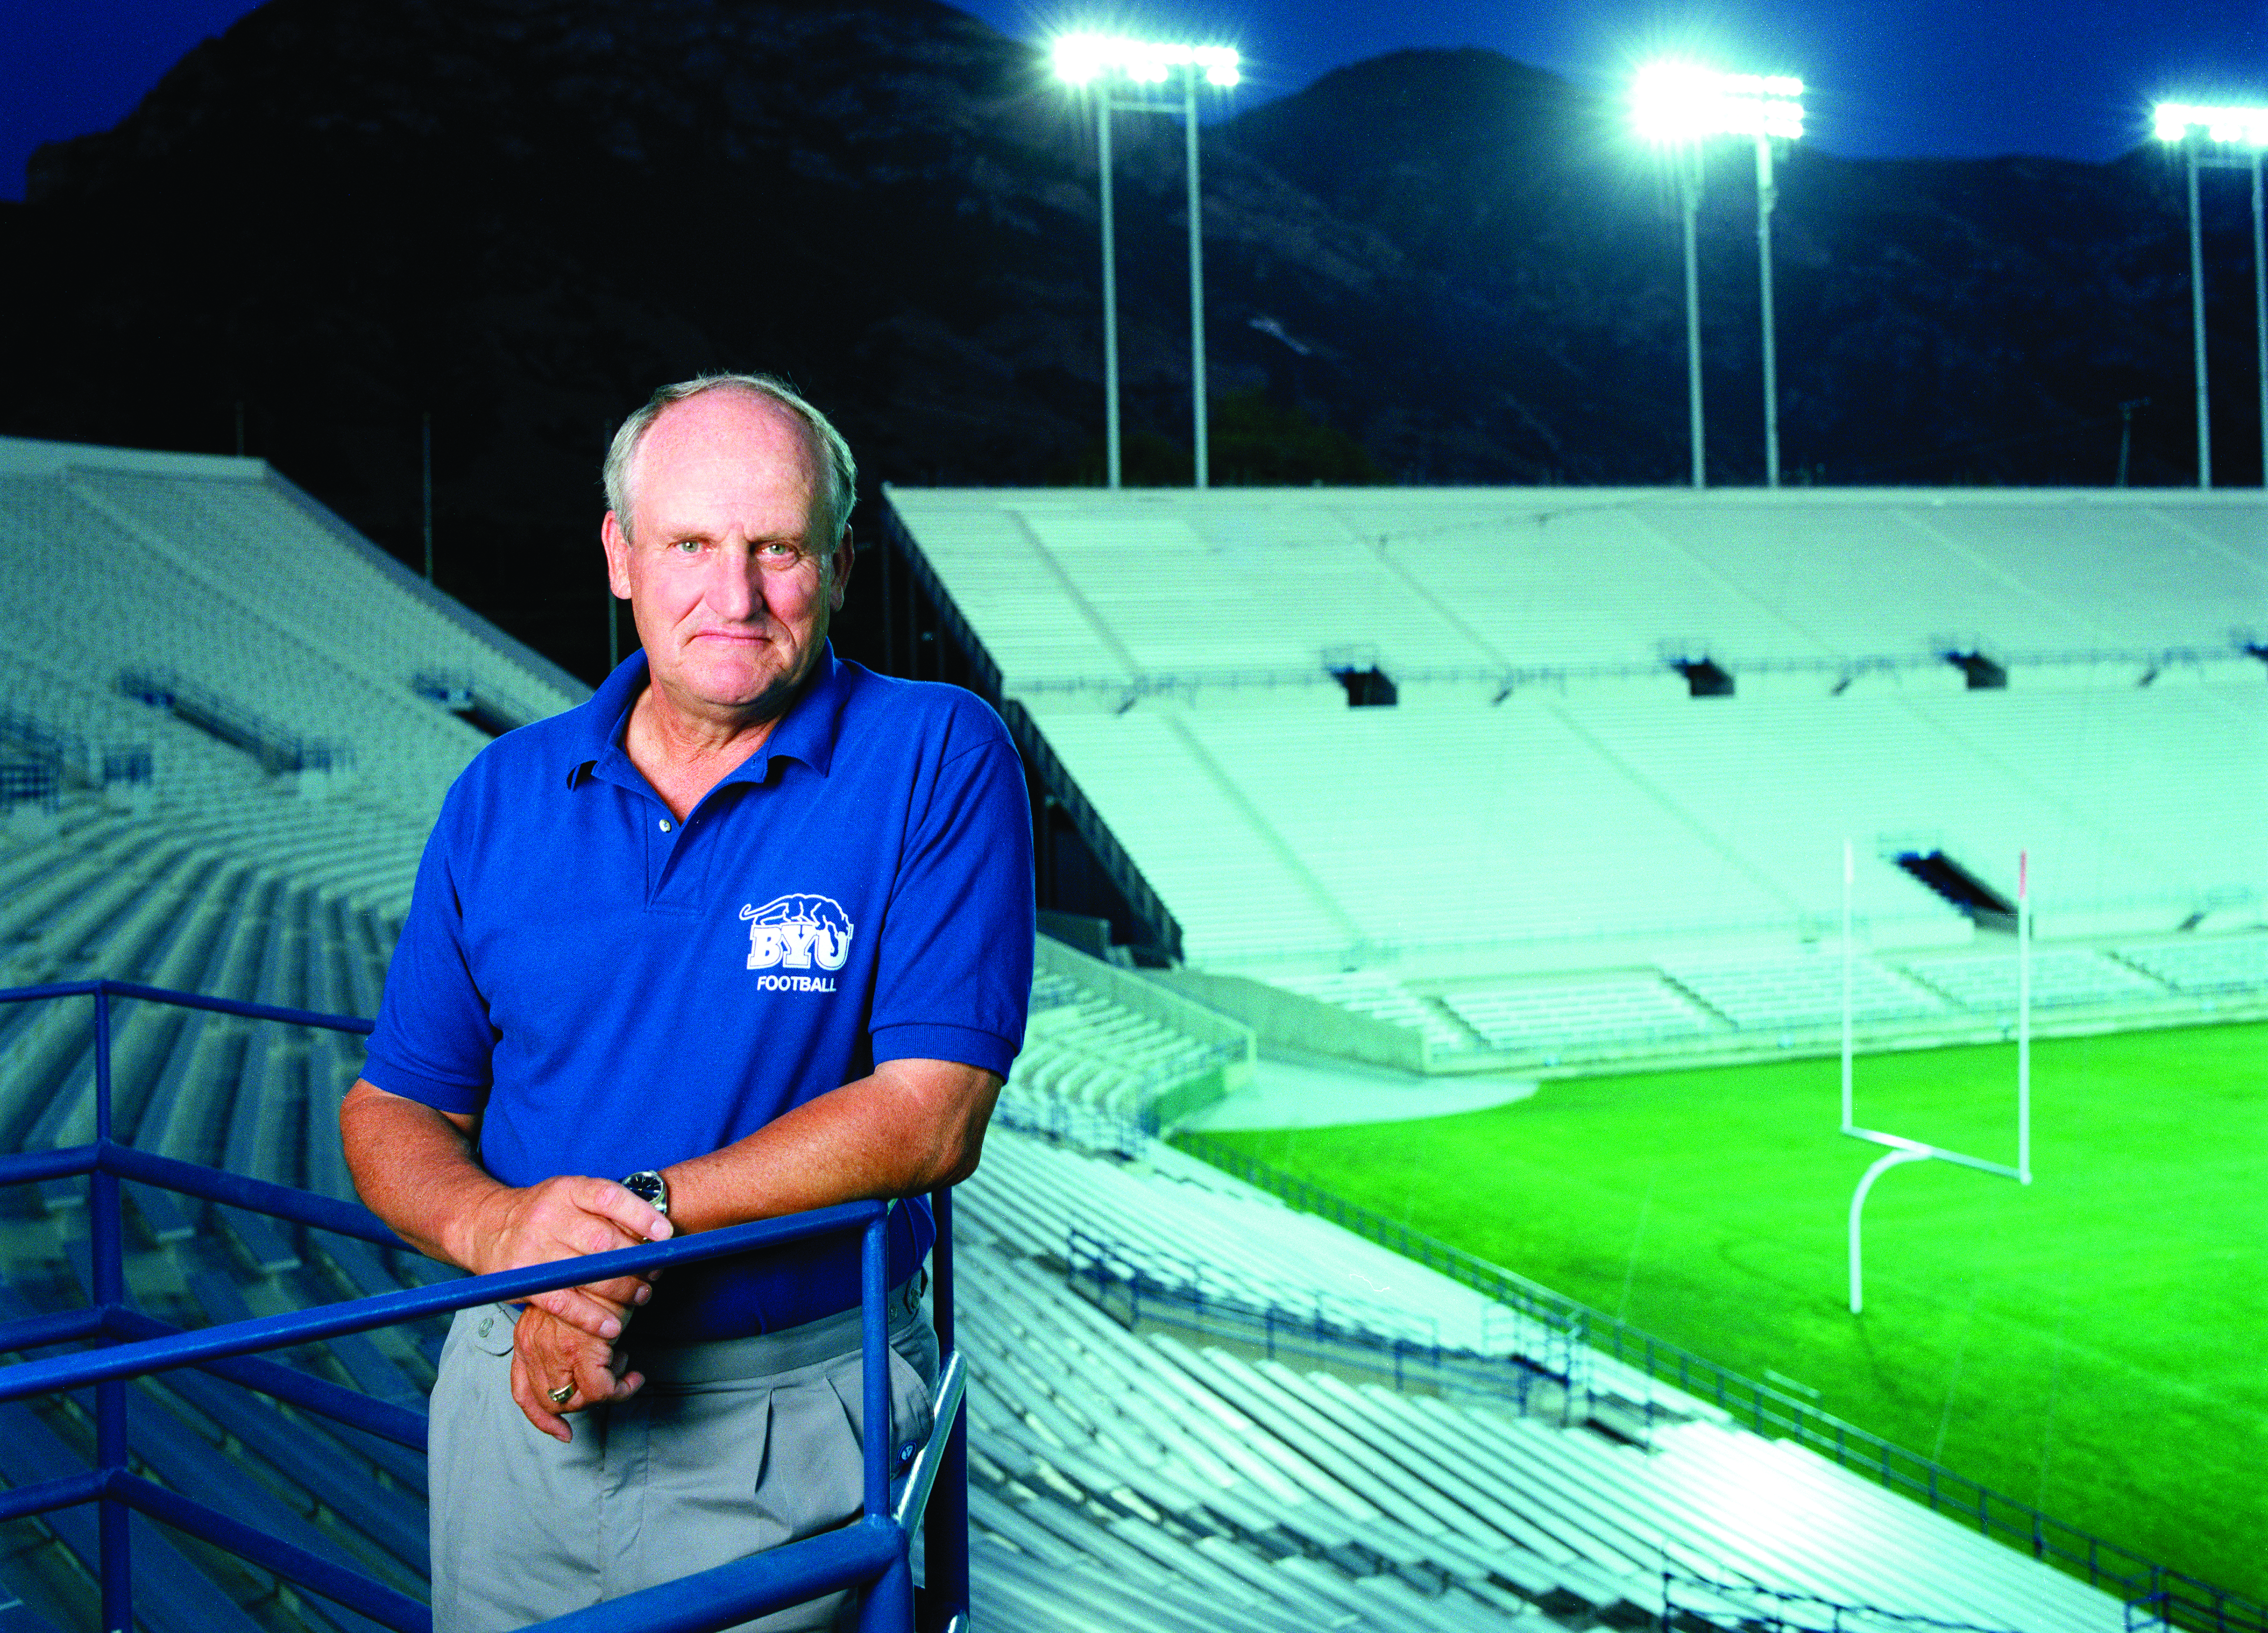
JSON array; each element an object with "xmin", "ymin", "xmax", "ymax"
[
  {"xmin": 1054, "ymin": 33, "xmax": 1243, "ymax": 489},
  {"xmin": 1633, "ymin": 63, "xmax": 1805, "ymax": 488},
  {"xmin": 2155, "ymin": 103, "xmax": 2268, "ymax": 490}
]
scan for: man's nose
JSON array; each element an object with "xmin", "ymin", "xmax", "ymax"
[{"xmin": 702, "ymin": 542, "xmax": 764, "ymax": 622}]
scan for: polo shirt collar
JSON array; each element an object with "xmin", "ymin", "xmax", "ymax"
[{"xmin": 567, "ymin": 642, "xmax": 850, "ymax": 792}]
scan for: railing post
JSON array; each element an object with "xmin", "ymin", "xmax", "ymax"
[
  {"xmin": 90, "ymin": 984, "xmax": 132, "ymax": 1633},
  {"xmin": 922, "ymin": 1187, "xmax": 970, "ymax": 1633},
  {"xmin": 855, "ymin": 1206, "xmax": 912, "ymax": 1632}
]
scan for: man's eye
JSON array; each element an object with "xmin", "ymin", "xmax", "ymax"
[{"xmin": 671, "ymin": 538, "xmax": 702, "ymax": 553}]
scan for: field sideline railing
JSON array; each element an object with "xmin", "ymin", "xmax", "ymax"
[
  {"xmin": 0, "ymin": 978, "xmax": 973, "ymax": 1633},
  {"xmin": 1063, "ymin": 1225, "xmax": 1567, "ymax": 1410},
  {"xmin": 1172, "ymin": 1129, "xmax": 2261, "ymax": 1633}
]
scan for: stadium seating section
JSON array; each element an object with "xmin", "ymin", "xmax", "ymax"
[
  {"xmin": 0, "ymin": 443, "xmax": 2170, "ymax": 1628},
  {"xmin": 891, "ymin": 486, "xmax": 2268, "ymax": 1068}
]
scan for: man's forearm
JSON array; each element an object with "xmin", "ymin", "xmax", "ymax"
[
  {"xmin": 339, "ymin": 1080, "xmax": 507, "ymax": 1268},
  {"xmin": 662, "ymin": 1058, "xmax": 1000, "ymax": 1237},
  {"xmin": 340, "ymin": 1079, "xmax": 670, "ymax": 1343}
]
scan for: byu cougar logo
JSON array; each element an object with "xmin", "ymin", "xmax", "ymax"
[{"xmin": 740, "ymin": 895, "xmax": 855, "ymax": 972}]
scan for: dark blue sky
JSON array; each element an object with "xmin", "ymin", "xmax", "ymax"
[{"xmin": 5, "ymin": 0, "xmax": 2263, "ymax": 201}]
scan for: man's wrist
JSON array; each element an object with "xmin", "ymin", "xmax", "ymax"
[{"xmin": 436, "ymin": 1177, "xmax": 519, "ymax": 1274}]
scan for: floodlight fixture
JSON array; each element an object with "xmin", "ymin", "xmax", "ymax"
[
  {"xmin": 1633, "ymin": 62, "xmax": 1804, "ymax": 145},
  {"xmin": 2153, "ymin": 102, "xmax": 2268, "ymax": 146},
  {"xmin": 2156, "ymin": 100, "xmax": 2268, "ymax": 488},
  {"xmin": 1631, "ymin": 61, "xmax": 1805, "ymax": 489},
  {"xmin": 1052, "ymin": 34, "xmax": 1240, "ymax": 89},
  {"xmin": 1053, "ymin": 32, "xmax": 1244, "ymax": 489}
]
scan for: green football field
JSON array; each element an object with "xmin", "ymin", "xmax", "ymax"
[{"xmin": 1194, "ymin": 1023, "xmax": 2268, "ymax": 1603}]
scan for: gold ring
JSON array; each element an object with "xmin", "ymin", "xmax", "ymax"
[{"xmin": 548, "ymin": 1384, "xmax": 574, "ymax": 1405}]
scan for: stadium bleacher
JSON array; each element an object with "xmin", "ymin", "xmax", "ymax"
[
  {"xmin": 0, "ymin": 443, "xmax": 2204, "ymax": 1631},
  {"xmin": 889, "ymin": 484, "xmax": 2268, "ymax": 1071}
]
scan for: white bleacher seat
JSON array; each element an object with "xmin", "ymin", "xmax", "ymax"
[
  {"xmin": 1272, "ymin": 973, "xmax": 1481, "ymax": 1054},
  {"xmin": 1437, "ymin": 973, "xmax": 1715, "ymax": 1052},
  {"xmin": 1664, "ymin": 952, "xmax": 1947, "ymax": 1032},
  {"xmin": 2116, "ymin": 933, "xmax": 2268, "ymax": 993},
  {"xmin": 1900, "ymin": 947, "xmax": 2163, "ymax": 1009}
]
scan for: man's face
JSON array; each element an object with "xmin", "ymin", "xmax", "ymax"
[{"xmin": 601, "ymin": 389, "xmax": 852, "ymax": 727}]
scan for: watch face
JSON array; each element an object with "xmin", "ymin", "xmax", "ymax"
[{"xmin": 624, "ymin": 1171, "xmax": 667, "ymax": 1212}]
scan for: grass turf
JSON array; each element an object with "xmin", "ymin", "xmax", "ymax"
[{"xmin": 1193, "ymin": 1022, "xmax": 2268, "ymax": 1604}]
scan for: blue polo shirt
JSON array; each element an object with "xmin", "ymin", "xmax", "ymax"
[{"xmin": 361, "ymin": 644, "xmax": 1034, "ymax": 1340}]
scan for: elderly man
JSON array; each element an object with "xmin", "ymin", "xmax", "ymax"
[{"xmin": 343, "ymin": 374, "xmax": 1033, "ymax": 1630}]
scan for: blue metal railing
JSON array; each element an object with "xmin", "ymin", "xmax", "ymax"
[{"xmin": 0, "ymin": 978, "xmax": 971, "ymax": 1633}]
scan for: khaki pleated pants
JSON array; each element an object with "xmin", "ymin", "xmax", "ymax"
[{"xmin": 428, "ymin": 1281, "xmax": 936, "ymax": 1633}]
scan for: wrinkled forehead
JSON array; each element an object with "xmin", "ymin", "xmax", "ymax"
[{"xmin": 628, "ymin": 389, "xmax": 832, "ymax": 534}]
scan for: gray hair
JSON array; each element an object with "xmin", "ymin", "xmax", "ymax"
[{"xmin": 602, "ymin": 372, "xmax": 857, "ymax": 550}]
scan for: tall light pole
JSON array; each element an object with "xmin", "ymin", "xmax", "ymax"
[
  {"xmin": 2156, "ymin": 103, "xmax": 2268, "ymax": 490},
  {"xmin": 1676, "ymin": 145, "xmax": 1705, "ymax": 488},
  {"xmin": 1055, "ymin": 34, "xmax": 1242, "ymax": 489},
  {"xmin": 1634, "ymin": 64, "xmax": 1806, "ymax": 489}
]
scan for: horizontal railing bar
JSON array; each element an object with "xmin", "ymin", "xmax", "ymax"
[
  {"xmin": 893, "ymin": 1351, "xmax": 967, "ymax": 1533},
  {"xmin": 0, "ymin": 1307, "xmax": 105, "ymax": 1353},
  {"xmin": 0, "ymin": 1202, "xmax": 888, "ymax": 1404},
  {"xmin": 0, "ymin": 1145, "xmax": 99, "ymax": 1186},
  {"xmin": 0, "ymin": 980, "xmax": 109, "ymax": 1006},
  {"xmin": 113, "ymin": 1473, "xmax": 430, "ymax": 1633},
  {"xmin": 104, "ymin": 1308, "xmax": 428, "ymax": 1452},
  {"xmin": 0, "ymin": 1469, "xmax": 105, "ymax": 1525},
  {"xmin": 0, "ymin": 978, "xmax": 374, "ymax": 1035},
  {"xmin": 97, "ymin": 1143, "xmax": 404, "ymax": 1248},
  {"xmin": 526, "ymin": 1514, "xmax": 901, "ymax": 1633}
]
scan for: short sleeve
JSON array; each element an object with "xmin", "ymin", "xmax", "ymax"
[
  {"xmin": 867, "ymin": 707, "xmax": 1034, "ymax": 1075},
  {"xmin": 359, "ymin": 787, "xmax": 498, "ymax": 1114}
]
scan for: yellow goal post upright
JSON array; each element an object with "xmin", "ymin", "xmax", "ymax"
[{"xmin": 1841, "ymin": 839, "xmax": 2034, "ymax": 1315}]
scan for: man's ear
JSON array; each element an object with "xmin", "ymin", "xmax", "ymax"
[
  {"xmin": 829, "ymin": 528, "xmax": 856, "ymax": 611},
  {"xmin": 601, "ymin": 511, "xmax": 633, "ymax": 602}
]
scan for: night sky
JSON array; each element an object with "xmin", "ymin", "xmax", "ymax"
[{"xmin": 2, "ymin": 0, "xmax": 2264, "ymax": 200}]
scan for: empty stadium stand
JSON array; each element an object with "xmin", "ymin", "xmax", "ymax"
[{"xmin": 885, "ymin": 485, "xmax": 2268, "ymax": 1072}]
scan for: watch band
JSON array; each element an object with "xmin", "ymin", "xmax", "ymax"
[{"xmin": 621, "ymin": 1169, "xmax": 670, "ymax": 1217}]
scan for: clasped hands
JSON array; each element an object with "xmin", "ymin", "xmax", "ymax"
[{"xmin": 456, "ymin": 1174, "xmax": 673, "ymax": 1442}]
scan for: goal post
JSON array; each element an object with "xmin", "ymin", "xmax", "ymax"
[{"xmin": 1841, "ymin": 841, "xmax": 2035, "ymax": 1313}]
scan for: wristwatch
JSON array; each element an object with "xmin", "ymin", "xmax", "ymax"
[{"xmin": 621, "ymin": 1169, "xmax": 670, "ymax": 1217}]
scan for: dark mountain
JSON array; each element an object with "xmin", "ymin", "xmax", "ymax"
[
  {"xmin": 1220, "ymin": 47, "xmax": 2223, "ymax": 488},
  {"xmin": 0, "ymin": 0, "xmax": 2254, "ymax": 682}
]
